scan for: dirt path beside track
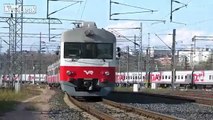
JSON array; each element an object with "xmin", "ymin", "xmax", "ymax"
[{"xmin": 0, "ymin": 86, "xmax": 55, "ymax": 120}]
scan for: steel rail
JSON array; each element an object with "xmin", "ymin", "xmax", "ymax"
[{"xmin": 64, "ymin": 93, "xmax": 115, "ymax": 120}]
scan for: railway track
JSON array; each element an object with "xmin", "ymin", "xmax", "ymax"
[
  {"xmin": 64, "ymin": 93, "xmax": 180, "ymax": 120},
  {"xmin": 147, "ymin": 91, "xmax": 213, "ymax": 106},
  {"xmin": 112, "ymin": 91, "xmax": 213, "ymax": 106},
  {"xmin": 168, "ymin": 93, "xmax": 213, "ymax": 106}
]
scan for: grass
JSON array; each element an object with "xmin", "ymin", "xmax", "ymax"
[
  {"xmin": 0, "ymin": 85, "xmax": 43, "ymax": 114},
  {"xmin": 114, "ymin": 86, "xmax": 133, "ymax": 92}
]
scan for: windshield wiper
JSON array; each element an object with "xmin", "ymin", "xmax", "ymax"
[{"xmin": 68, "ymin": 54, "xmax": 79, "ymax": 61}]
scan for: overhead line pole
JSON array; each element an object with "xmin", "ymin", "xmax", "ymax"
[
  {"xmin": 127, "ymin": 46, "xmax": 129, "ymax": 84},
  {"xmin": 140, "ymin": 22, "xmax": 143, "ymax": 84},
  {"xmin": 171, "ymin": 29, "xmax": 176, "ymax": 90}
]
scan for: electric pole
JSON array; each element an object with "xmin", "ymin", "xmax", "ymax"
[
  {"xmin": 171, "ymin": 29, "xmax": 176, "ymax": 90},
  {"xmin": 146, "ymin": 33, "xmax": 150, "ymax": 88},
  {"xmin": 127, "ymin": 46, "xmax": 129, "ymax": 84},
  {"xmin": 39, "ymin": 32, "xmax": 42, "ymax": 83}
]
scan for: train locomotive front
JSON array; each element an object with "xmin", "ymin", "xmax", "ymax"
[{"xmin": 59, "ymin": 22, "xmax": 117, "ymax": 97}]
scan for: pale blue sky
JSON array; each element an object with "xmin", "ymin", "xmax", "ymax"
[{"xmin": 0, "ymin": 0, "xmax": 213, "ymax": 52}]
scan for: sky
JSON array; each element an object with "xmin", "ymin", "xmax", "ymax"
[{"xmin": 0, "ymin": 0, "xmax": 213, "ymax": 53}]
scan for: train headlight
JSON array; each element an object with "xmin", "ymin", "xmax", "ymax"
[
  {"xmin": 66, "ymin": 70, "xmax": 72, "ymax": 76},
  {"xmin": 104, "ymin": 71, "xmax": 110, "ymax": 76}
]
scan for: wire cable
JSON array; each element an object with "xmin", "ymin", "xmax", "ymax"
[{"xmin": 80, "ymin": 0, "xmax": 87, "ymax": 19}]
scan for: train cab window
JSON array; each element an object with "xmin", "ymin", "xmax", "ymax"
[
  {"xmin": 64, "ymin": 43, "xmax": 81, "ymax": 58},
  {"xmin": 82, "ymin": 43, "xmax": 113, "ymax": 59},
  {"xmin": 64, "ymin": 43, "xmax": 113, "ymax": 59},
  {"xmin": 97, "ymin": 44, "xmax": 113, "ymax": 59},
  {"xmin": 82, "ymin": 44, "xmax": 97, "ymax": 58}
]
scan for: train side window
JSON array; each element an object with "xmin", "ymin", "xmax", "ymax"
[
  {"xmin": 181, "ymin": 75, "xmax": 183, "ymax": 79},
  {"xmin": 168, "ymin": 76, "xmax": 170, "ymax": 79},
  {"xmin": 185, "ymin": 75, "xmax": 187, "ymax": 79},
  {"xmin": 143, "ymin": 76, "xmax": 145, "ymax": 79},
  {"xmin": 165, "ymin": 75, "xmax": 167, "ymax": 79},
  {"xmin": 189, "ymin": 75, "xmax": 192, "ymax": 79},
  {"xmin": 162, "ymin": 75, "xmax": 164, "ymax": 79},
  {"xmin": 178, "ymin": 75, "xmax": 180, "ymax": 79},
  {"xmin": 210, "ymin": 75, "xmax": 212, "ymax": 80},
  {"xmin": 175, "ymin": 75, "xmax": 177, "ymax": 79}
]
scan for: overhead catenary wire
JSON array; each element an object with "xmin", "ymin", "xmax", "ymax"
[{"xmin": 80, "ymin": 0, "xmax": 87, "ymax": 19}]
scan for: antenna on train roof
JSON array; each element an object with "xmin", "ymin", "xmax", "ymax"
[
  {"xmin": 72, "ymin": 22, "xmax": 82, "ymax": 28},
  {"xmin": 72, "ymin": 21, "xmax": 97, "ymax": 28}
]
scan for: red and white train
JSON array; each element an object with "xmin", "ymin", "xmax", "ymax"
[
  {"xmin": 1, "ymin": 74, "xmax": 46, "ymax": 83},
  {"xmin": 116, "ymin": 70, "xmax": 213, "ymax": 89},
  {"xmin": 47, "ymin": 22, "xmax": 118, "ymax": 97}
]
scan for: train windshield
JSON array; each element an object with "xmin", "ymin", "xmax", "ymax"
[{"xmin": 64, "ymin": 43, "xmax": 113, "ymax": 59}]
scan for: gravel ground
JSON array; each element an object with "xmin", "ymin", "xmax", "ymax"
[
  {"xmin": 90, "ymin": 102, "xmax": 152, "ymax": 120},
  {"xmin": 48, "ymin": 90, "xmax": 90, "ymax": 120},
  {"xmin": 106, "ymin": 92, "xmax": 213, "ymax": 120},
  {"xmin": 130, "ymin": 103, "xmax": 213, "ymax": 120}
]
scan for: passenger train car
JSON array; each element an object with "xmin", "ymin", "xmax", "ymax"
[
  {"xmin": 116, "ymin": 70, "xmax": 213, "ymax": 89},
  {"xmin": 47, "ymin": 22, "xmax": 118, "ymax": 97},
  {"xmin": 1, "ymin": 74, "xmax": 46, "ymax": 83}
]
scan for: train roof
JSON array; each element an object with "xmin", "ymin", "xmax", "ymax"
[{"xmin": 61, "ymin": 22, "xmax": 116, "ymax": 43}]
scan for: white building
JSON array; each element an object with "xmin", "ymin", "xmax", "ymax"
[{"xmin": 178, "ymin": 48, "xmax": 212, "ymax": 65}]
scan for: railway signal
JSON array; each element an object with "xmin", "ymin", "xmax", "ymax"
[{"xmin": 116, "ymin": 47, "xmax": 121, "ymax": 59}]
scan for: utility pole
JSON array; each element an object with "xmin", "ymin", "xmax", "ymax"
[
  {"xmin": 39, "ymin": 32, "xmax": 42, "ymax": 83},
  {"xmin": 127, "ymin": 46, "xmax": 129, "ymax": 84},
  {"xmin": 171, "ymin": 29, "xmax": 176, "ymax": 90},
  {"xmin": 134, "ymin": 35, "xmax": 137, "ymax": 52},
  {"xmin": 146, "ymin": 33, "xmax": 150, "ymax": 88},
  {"xmin": 140, "ymin": 22, "xmax": 143, "ymax": 84}
]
